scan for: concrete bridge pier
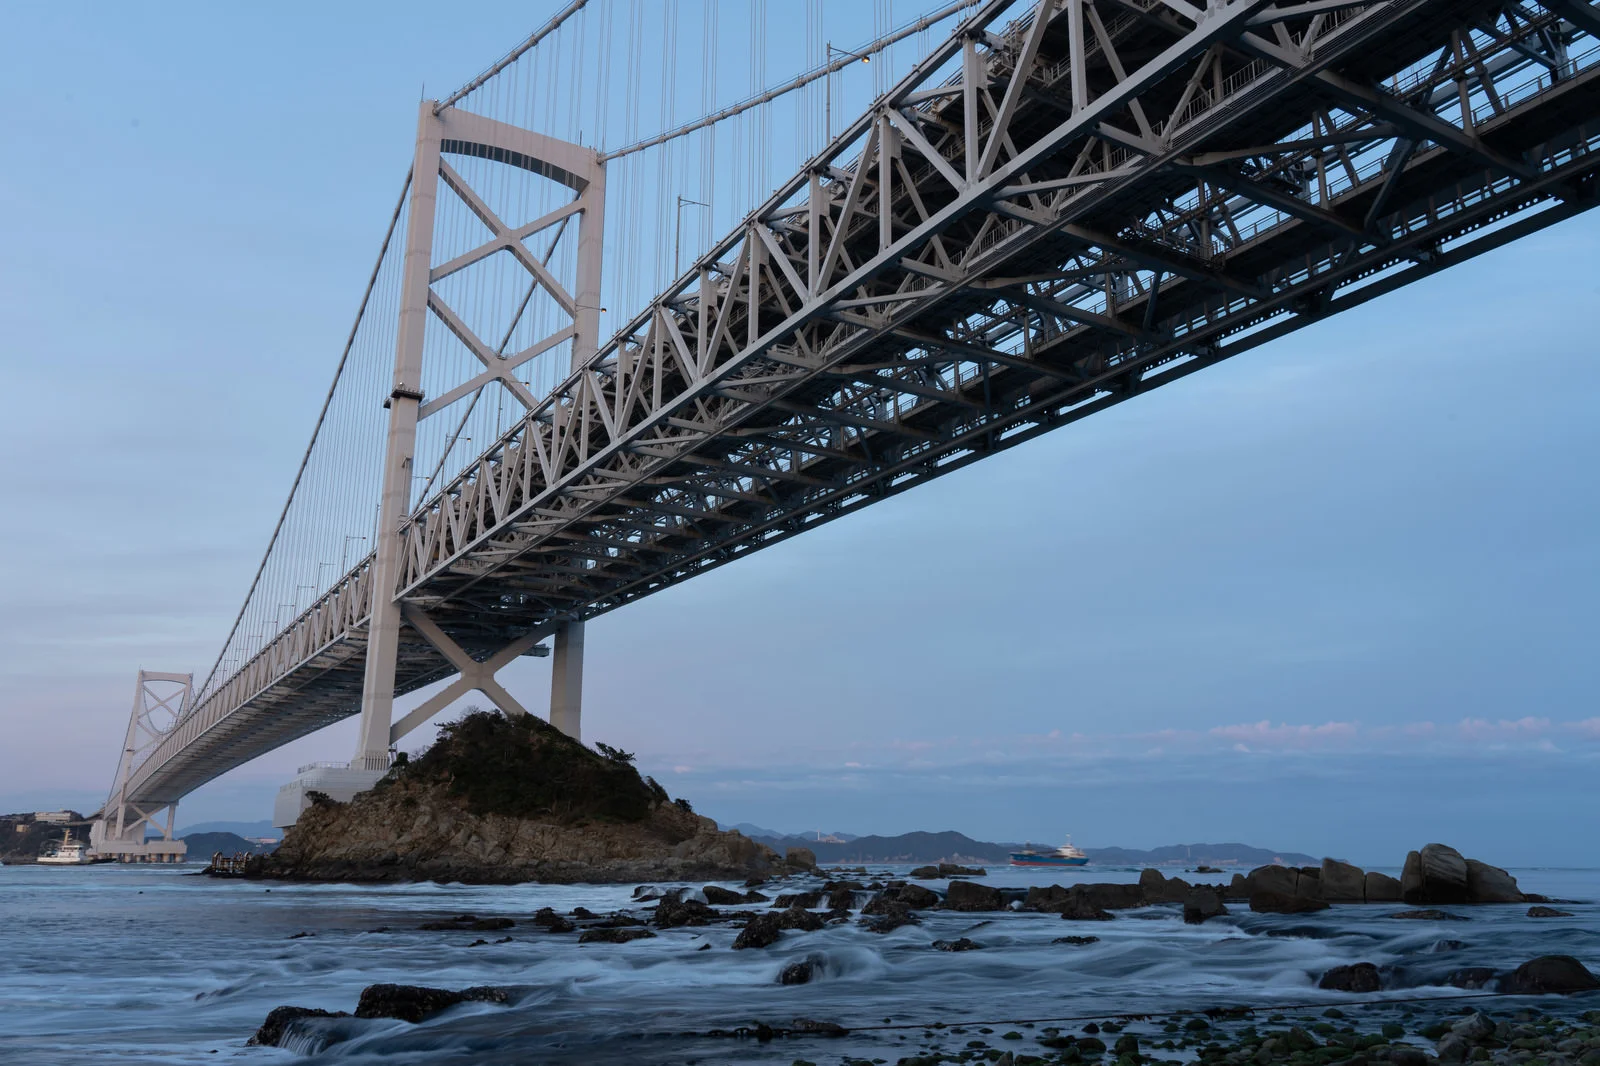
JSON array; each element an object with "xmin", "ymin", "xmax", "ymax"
[{"xmin": 549, "ymin": 620, "xmax": 584, "ymax": 742}]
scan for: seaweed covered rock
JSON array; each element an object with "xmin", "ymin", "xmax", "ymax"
[{"xmin": 252, "ymin": 710, "xmax": 779, "ymax": 884}]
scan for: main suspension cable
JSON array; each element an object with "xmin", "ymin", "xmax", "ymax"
[
  {"xmin": 599, "ymin": 0, "xmax": 978, "ymax": 162},
  {"xmin": 436, "ymin": 0, "xmax": 592, "ymax": 114},
  {"xmin": 192, "ymin": 171, "xmax": 413, "ymax": 707}
]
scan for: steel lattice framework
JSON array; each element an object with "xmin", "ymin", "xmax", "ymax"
[{"xmin": 118, "ymin": 0, "xmax": 1600, "ymax": 812}]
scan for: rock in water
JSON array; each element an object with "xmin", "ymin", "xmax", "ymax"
[
  {"xmin": 353, "ymin": 984, "xmax": 511, "ymax": 1023},
  {"xmin": 733, "ymin": 912, "xmax": 783, "ymax": 950},
  {"xmin": 1528, "ymin": 905, "xmax": 1574, "ymax": 918},
  {"xmin": 1183, "ymin": 887, "xmax": 1227, "ymax": 924},
  {"xmin": 858, "ymin": 900, "xmax": 919, "ymax": 933},
  {"xmin": 1463, "ymin": 858, "xmax": 1523, "ymax": 903},
  {"xmin": 248, "ymin": 1006, "xmax": 351, "ymax": 1048},
  {"xmin": 702, "ymin": 885, "xmax": 744, "ymax": 905},
  {"xmin": 653, "ymin": 897, "xmax": 716, "ymax": 928},
  {"xmin": 778, "ymin": 955, "xmax": 824, "ymax": 985},
  {"xmin": 784, "ymin": 846, "xmax": 817, "ymax": 870},
  {"xmin": 1319, "ymin": 859, "xmax": 1366, "ymax": 902},
  {"xmin": 1072, "ymin": 882, "xmax": 1144, "ymax": 911},
  {"xmin": 1246, "ymin": 865, "xmax": 1302, "ymax": 899},
  {"xmin": 1364, "ymin": 871, "xmax": 1403, "ymax": 902},
  {"xmin": 577, "ymin": 927, "xmax": 656, "ymax": 945},
  {"xmin": 251, "ymin": 711, "xmax": 779, "ymax": 884},
  {"xmin": 1402, "ymin": 844, "xmax": 1470, "ymax": 905},
  {"xmin": 942, "ymin": 880, "xmax": 1003, "ymax": 911},
  {"xmin": 1318, "ymin": 963, "xmax": 1382, "ymax": 993},
  {"xmin": 932, "ymin": 937, "xmax": 983, "ymax": 951},
  {"xmin": 1249, "ymin": 891, "xmax": 1329, "ymax": 914},
  {"xmin": 1500, "ymin": 955, "xmax": 1600, "ymax": 994},
  {"xmin": 1139, "ymin": 868, "xmax": 1192, "ymax": 903}
]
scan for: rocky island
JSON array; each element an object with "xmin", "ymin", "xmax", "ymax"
[{"xmin": 246, "ymin": 710, "xmax": 784, "ymax": 884}]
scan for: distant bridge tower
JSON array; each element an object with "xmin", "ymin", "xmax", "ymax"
[{"xmin": 90, "ymin": 671, "xmax": 191, "ymax": 863}]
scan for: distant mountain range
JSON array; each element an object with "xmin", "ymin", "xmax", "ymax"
[
  {"xmin": 722, "ymin": 822, "xmax": 859, "ymax": 842},
  {"xmin": 175, "ymin": 820, "xmax": 282, "ymax": 841},
  {"xmin": 731, "ymin": 828, "xmax": 1318, "ymax": 867},
  {"xmin": 179, "ymin": 831, "xmax": 278, "ymax": 857}
]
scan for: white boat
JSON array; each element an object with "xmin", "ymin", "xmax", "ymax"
[{"xmin": 38, "ymin": 828, "xmax": 100, "ymax": 865}]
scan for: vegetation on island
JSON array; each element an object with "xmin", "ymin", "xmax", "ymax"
[{"xmin": 380, "ymin": 709, "xmax": 669, "ymax": 824}]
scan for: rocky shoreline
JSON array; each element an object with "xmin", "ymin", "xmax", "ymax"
[{"xmin": 247, "ymin": 845, "xmax": 1598, "ymax": 1055}]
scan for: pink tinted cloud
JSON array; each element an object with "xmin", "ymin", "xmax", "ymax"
[
  {"xmin": 1457, "ymin": 716, "xmax": 1552, "ymax": 741},
  {"xmin": 1207, "ymin": 719, "xmax": 1361, "ymax": 750}
]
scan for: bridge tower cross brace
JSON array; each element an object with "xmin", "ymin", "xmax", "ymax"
[{"xmin": 353, "ymin": 101, "xmax": 605, "ymax": 769}]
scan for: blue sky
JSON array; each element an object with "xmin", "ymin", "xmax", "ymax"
[{"xmin": 1, "ymin": 3, "xmax": 1596, "ymax": 868}]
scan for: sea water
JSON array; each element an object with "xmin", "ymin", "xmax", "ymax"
[{"xmin": 1, "ymin": 863, "xmax": 1595, "ymax": 1064}]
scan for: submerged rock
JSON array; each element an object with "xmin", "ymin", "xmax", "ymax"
[
  {"xmin": 653, "ymin": 897, "xmax": 716, "ymax": 928},
  {"xmin": 778, "ymin": 954, "xmax": 824, "ymax": 985},
  {"xmin": 859, "ymin": 903, "xmax": 919, "ymax": 933},
  {"xmin": 734, "ymin": 912, "xmax": 783, "ymax": 949},
  {"xmin": 248, "ymin": 1006, "xmax": 351, "ymax": 1048},
  {"xmin": 732, "ymin": 906, "xmax": 823, "ymax": 949},
  {"xmin": 1318, "ymin": 962, "xmax": 1382, "ymax": 993},
  {"xmin": 1053, "ymin": 935, "xmax": 1100, "ymax": 946},
  {"xmin": 1528, "ymin": 905, "xmax": 1574, "ymax": 918},
  {"xmin": 578, "ymin": 927, "xmax": 657, "ymax": 944},
  {"xmin": 1501, "ymin": 955, "xmax": 1600, "ymax": 995},
  {"xmin": 932, "ymin": 937, "xmax": 983, "ymax": 952},
  {"xmin": 1389, "ymin": 909, "xmax": 1468, "ymax": 920},
  {"xmin": 1444, "ymin": 967, "xmax": 1498, "ymax": 990},
  {"xmin": 354, "ymin": 983, "xmax": 511, "ymax": 1023},
  {"xmin": 531, "ymin": 907, "xmax": 575, "ymax": 933}
]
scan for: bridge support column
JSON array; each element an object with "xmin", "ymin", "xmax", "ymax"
[
  {"xmin": 354, "ymin": 101, "xmax": 443, "ymax": 772},
  {"xmin": 549, "ymin": 621, "xmax": 584, "ymax": 741},
  {"xmin": 353, "ymin": 99, "xmax": 603, "ymax": 759}
]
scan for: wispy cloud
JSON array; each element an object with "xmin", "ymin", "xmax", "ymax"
[{"xmin": 648, "ymin": 715, "xmax": 1600, "ymax": 778}]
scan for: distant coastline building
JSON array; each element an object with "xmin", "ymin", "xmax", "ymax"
[{"xmin": 33, "ymin": 811, "xmax": 76, "ymax": 824}]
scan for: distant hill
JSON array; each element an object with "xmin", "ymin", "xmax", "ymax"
[
  {"xmin": 176, "ymin": 820, "xmax": 282, "ymax": 841},
  {"xmin": 750, "ymin": 830, "xmax": 1009, "ymax": 864},
  {"xmin": 182, "ymin": 832, "xmax": 278, "ymax": 857},
  {"xmin": 721, "ymin": 822, "xmax": 858, "ymax": 842},
  {"xmin": 744, "ymin": 830, "xmax": 1317, "ymax": 867}
]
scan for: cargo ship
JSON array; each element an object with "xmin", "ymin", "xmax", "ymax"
[{"xmin": 1008, "ymin": 839, "xmax": 1089, "ymax": 867}]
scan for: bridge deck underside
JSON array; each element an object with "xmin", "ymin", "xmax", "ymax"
[{"xmin": 130, "ymin": 0, "xmax": 1600, "ymax": 806}]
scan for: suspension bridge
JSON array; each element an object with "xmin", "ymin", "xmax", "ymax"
[{"xmin": 90, "ymin": 0, "xmax": 1600, "ymax": 860}]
